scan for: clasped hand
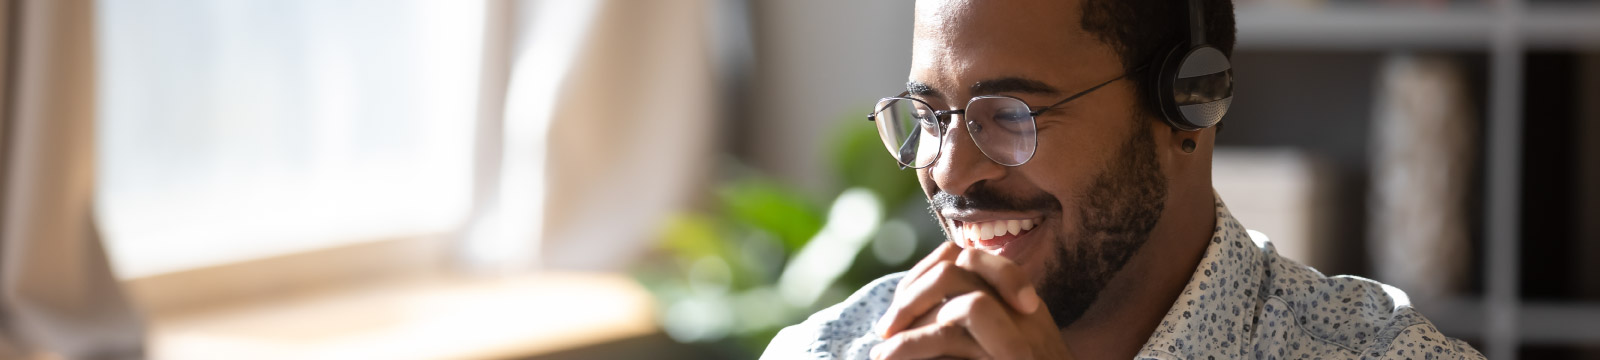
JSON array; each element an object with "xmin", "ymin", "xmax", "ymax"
[{"xmin": 870, "ymin": 242, "xmax": 1076, "ymax": 360}]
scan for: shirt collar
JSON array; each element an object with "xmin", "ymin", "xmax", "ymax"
[{"xmin": 1136, "ymin": 194, "xmax": 1267, "ymax": 358}]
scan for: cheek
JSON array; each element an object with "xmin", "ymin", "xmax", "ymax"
[
  {"xmin": 1015, "ymin": 139, "xmax": 1092, "ymax": 204},
  {"xmin": 1014, "ymin": 130, "xmax": 1112, "ymax": 255},
  {"xmin": 1023, "ymin": 120, "xmax": 1129, "ymax": 198}
]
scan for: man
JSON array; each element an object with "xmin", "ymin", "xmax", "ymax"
[{"xmin": 762, "ymin": 0, "xmax": 1485, "ymax": 359}]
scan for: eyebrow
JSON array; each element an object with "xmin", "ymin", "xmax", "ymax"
[
  {"xmin": 905, "ymin": 77, "xmax": 1062, "ymax": 100},
  {"xmin": 907, "ymin": 81, "xmax": 937, "ymax": 97},
  {"xmin": 971, "ymin": 77, "xmax": 1060, "ymax": 96}
]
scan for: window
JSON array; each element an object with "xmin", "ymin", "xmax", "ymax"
[{"xmin": 96, "ymin": 0, "xmax": 485, "ymax": 278}]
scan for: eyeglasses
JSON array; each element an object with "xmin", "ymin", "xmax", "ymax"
[{"xmin": 867, "ymin": 70, "xmax": 1135, "ymax": 169}]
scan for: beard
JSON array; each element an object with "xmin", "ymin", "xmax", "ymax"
[
  {"xmin": 929, "ymin": 127, "xmax": 1168, "ymax": 327},
  {"xmin": 1037, "ymin": 127, "xmax": 1168, "ymax": 326}
]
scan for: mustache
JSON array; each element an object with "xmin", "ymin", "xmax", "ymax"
[{"xmin": 930, "ymin": 183, "xmax": 1060, "ymax": 214}]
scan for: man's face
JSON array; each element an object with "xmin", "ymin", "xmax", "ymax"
[{"xmin": 911, "ymin": 0, "xmax": 1169, "ymax": 327}]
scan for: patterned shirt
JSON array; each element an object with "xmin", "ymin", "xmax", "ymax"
[{"xmin": 761, "ymin": 195, "xmax": 1485, "ymax": 359}]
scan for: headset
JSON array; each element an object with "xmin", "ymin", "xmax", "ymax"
[{"xmin": 1150, "ymin": 0, "xmax": 1234, "ymax": 131}]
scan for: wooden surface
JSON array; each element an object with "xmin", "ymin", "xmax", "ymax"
[{"xmin": 147, "ymin": 272, "xmax": 658, "ymax": 360}]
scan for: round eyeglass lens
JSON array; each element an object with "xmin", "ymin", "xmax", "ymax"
[
  {"xmin": 873, "ymin": 98, "xmax": 942, "ymax": 168},
  {"xmin": 964, "ymin": 96, "xmax": 1037, "ymax": 166}
]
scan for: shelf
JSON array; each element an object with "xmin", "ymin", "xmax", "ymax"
[
  {"xmin": 1523, "ymin": 3, "xmax": 1600, "ymax": 49},
  {"xmin": 1236, "ymin": 3, "xmax": 1600, "ymax": 50},
  {"xmin": 1232, "ymin": 3, "xmax": 1600, "ymax": 358},
  {"xmin": 1237, "ymin": 4, "xmax": 1493, "ymax": 50}
]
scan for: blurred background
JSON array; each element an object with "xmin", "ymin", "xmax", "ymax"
[{"xmin": 0, "ymin": 0, "xmax": 1594, "ymax": 359}]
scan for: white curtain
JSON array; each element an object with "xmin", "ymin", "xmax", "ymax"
[
  {"xmin": 461, "ymin": 0, "xmax": 719, "ymax": 272},
  {"xmin": 0, "ymin": 0, "xmax": 145, "ymax": 358}
]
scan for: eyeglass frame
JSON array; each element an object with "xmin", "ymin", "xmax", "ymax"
[{"xmin": 865, "ymin": 67, "xmax": 1143, "ymax": 169}]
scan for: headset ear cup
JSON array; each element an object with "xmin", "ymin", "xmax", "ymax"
[
  {"xmin": 1152, "ymin": 44, "xmax": 1234, "ymax": 131},
  {"xmin": 1152, "ymin": 44, "xmax": 1194, "ymax": 130}
]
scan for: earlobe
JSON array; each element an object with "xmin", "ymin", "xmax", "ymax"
[{"xmin": 1180, "ymin": 138, "xmax": 1197, "ymax": 154}]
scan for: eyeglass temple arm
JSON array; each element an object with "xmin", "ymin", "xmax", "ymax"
[{"xmin": 1030, "ymin": 66, "xmax": 1148, "ymax": 116}]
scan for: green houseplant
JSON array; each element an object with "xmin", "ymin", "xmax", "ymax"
[{"xmin": 634, "ymin": 115, "xmax": 941, "ymax": 356}]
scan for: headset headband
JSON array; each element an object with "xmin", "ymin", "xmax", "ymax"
[{"xmin": 1189, "ymin": 0, "xmax": 1206, "ymax": 46}]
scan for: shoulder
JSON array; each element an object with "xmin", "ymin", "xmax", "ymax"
[
  {"xmin": 1253, "ymin": 236, "xmax": 1484, "ymax": 359},
  {"xmin": 1381, "ymin": 322, "xmax": 1486, "ymax": 359},
  {"xmin": 760, "ymin": 272, "xmax": 904, "ymax": 360}
]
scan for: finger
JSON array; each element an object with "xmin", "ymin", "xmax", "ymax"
[
  {"xmin": 955, "ymin": 248, "xmax": 1041, "ymax": 314},
  {"xmin": 870, "ymin": 322, "xmax": 987, "ymax": 360},
  {"xmin": 898, "ymin": 298, "xmax": 1040, "ymax": 360},
  {"xmin": 894, "ymin": 241, "xmax": 961, "ymax": 297},
  {"xmin": 883, "ymin": 242, "xmax": 960, "ymax": 336},
  {"xmin": 939, "ymin": 291, "xmax": 1031, "ymax": 360},
  {"xmin": 879, "ymin": 261, "xmax": 992, "ymax": 337}
]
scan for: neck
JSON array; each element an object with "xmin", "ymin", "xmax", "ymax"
[{"xmin": 1058, "ymin": 181, "xmax": 1217, "ymax": 359}]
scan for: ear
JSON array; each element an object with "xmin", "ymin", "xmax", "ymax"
[
  {"xmin": 1162, "ymin": 125, "xmax": 1214, "ymax": 180},
  {"xmin": 1148, "ymin": 116, "xmax": 1213, "ymax": 179},
  {"xmin": 1168, "ymin": 126, "xmax": 1210, "ymax": 156},
  {"xmin": 1163, "ymin": 126, "xmax": 1217, "ymax": 205}
]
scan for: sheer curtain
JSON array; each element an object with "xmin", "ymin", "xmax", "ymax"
[
  {"xmin": 463, "ymin": 0, "xmax": 720, "ymax": 272},
  {"xmin": 0, "ymin": 0, "xmax": 144, "ymax": 358},
  {"xmin": 96, "ymin": 0, "xmax": 483, "ymax": 278}
]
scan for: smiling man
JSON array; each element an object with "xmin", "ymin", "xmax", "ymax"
[{"xmin": 761, "ymin": 0, "xmax": 1485, "ymax": 359}]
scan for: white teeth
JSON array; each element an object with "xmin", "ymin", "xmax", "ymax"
[{"xmin": 960, "ymin": 219, "xmax": 1042, "ymax": 245}]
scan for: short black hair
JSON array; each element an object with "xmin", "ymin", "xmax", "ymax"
[{"xmin": 1080, "ymin": 0, "xmax": 1236, "ymax": 120}]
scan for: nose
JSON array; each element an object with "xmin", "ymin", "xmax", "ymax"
[{"xmin": 929, "ymin": 116, "xmax": 1007, "ymax": 197}]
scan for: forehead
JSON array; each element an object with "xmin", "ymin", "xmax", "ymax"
[{"xmin": 910, "ymin": 0, "xmax": 1119, "ymax": 100}]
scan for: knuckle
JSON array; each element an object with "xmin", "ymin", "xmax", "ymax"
[
  {"xmin": 938, "ymin": 292, "xmax": 984, "ymax": 316},
  {"xmin": 929, "ymin": 321, "xmax": 966, "ymax": 339},
  {"xmin": 956, "ymin": 248, "xmax": 980, "ymax": 266},
  {"xmin": 1002, "ymin": 262, "xmax": 1024, "ymax": 277},
  {"xmin": 944, "ymin": 291, "xmax": 1001, "ymax": 318},
  {"xmin": 872, "ymin": 339, "xmax": 902, "ymax": 359},
  {"xmin": 926, "ymin": 261, "xmax": 959, "ymax": 279},
  {"xmin": 965, "ymin": 291, "xmax": 999, "ymax": 309},
  {"xmin": 895, "ymin": 325, "xmax": 940, "ymax": 346},
  {"xmin": 907, "ymin": 262, "xmax": 952, "ymax": 296},
  {"xmin": 998, "ymin": 265, "xmax": 1026, "ymax": 286}
]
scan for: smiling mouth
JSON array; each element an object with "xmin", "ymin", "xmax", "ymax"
[{"xmin": 954, "ymin": 218, "xmax": 1040, "ymax": 250}]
